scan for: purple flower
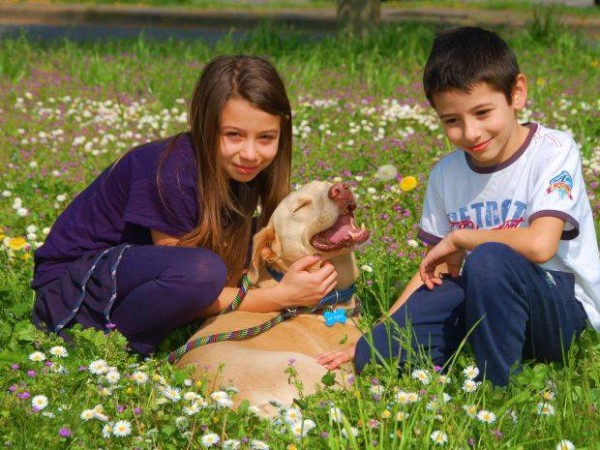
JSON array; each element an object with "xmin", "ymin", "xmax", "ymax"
[
  {"xmin": 59, "ymin": 427, "xmax": 72, "ymax": 438},
  {"xmin": 10, "ymin": 364, "xmax": 19, "ymax": 370},
  {"xmin": 370, "ymin": 377, "xmax": 379, "ymax": 386},
  {"xmin": 8, "ymin": 385, "xmax": 18, "ymax": 392},
  {"xmin": 27, "ymin": 370, "xmax": 36, "ymax": 378},
  {"xmin": 134, "ymin": 407, "xmax": 142, "ymax": 415},
  {"xmin": 45, "ymin": 361, "xmax": 53, "ymax": 367},
  {"xmin": 493, "ymin": 429, "xmax": 503, "ymax": 440},
  {"xmin": 590, "ymin": 181, "xmax": 599, "ymax": 189},
  {"xmin": 18, "ymin": 392, "xmax": 30, "ymax": 400},
  {"xmin": 117, "ymin": 405, "xmax": 125, "ymax": 413},
  {"xmin": 288, "ymin": 358, "xmax": 296, "ymax": 365},
  {"xmin": 242, "ymin": 437, "xmax": 249, "ymax": 444},
  {"xmin": 320, "ymin": 431, "xmax": 330, "ymax": 439},
  {"xmin": 468, "ymin": 437, "xmax": 475, "ymax": 447},
  {"xmin": 106, "ymin": 322, "xmax": 117, "ymax": 330}
]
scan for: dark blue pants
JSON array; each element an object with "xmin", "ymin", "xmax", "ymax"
[
  {"xmin": 34, "ymin": 245, "xmax": 227, "ymax": 355},
  {"xmin": 354, "ymin": 242, "xmax": 588, "ymax": 386}
]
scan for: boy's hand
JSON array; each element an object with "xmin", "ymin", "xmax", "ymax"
[
  {"xmin": 315, "ymin": 344, "xmax": 356, "ymax": 370},
  {"xmin": 419, "ymin": 233, "xmax": 464, "ymax": 289}
]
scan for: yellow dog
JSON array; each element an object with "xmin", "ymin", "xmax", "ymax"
[{"xmin": 176, "ymin": 181, "xmax": 369, "ymax": 416}]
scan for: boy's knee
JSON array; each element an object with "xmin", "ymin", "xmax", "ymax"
[{"xmin": 463, "ymin": 242, "xmax": 516, "ymax": 276}]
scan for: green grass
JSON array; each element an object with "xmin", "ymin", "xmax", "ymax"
[{"xmin": 1, "ymin": 19, "xmax": 599, "ymax": 449}]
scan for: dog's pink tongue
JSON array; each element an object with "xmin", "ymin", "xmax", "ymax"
[{"xmin": 321, "ymin": 214, "xmax": 353, "ymax": 243}]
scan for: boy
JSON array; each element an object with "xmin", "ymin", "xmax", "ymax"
[{"xmin": 316, "ymin": 27, "xmax": 600, "ymax": 386}]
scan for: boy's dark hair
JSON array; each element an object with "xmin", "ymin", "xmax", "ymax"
[{"xmin": 423, "ymin": 27, "xmax": 520, "ymax": 107}]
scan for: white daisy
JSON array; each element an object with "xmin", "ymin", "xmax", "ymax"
[
  {"xmin": 462, "ymin": 379, "xmax": 481, "ymax": 393},
  {"xmin": 430, "ymin": 430, "xmax": 448, "ymax": 445},
  {"xmin": 183, "ymin": 401, "xmax": 201, "ymax": 416},
  {"xmin": 105, "ymin": 370, "xmax": 121, "ymax": 384},
  {"xmin": 89, "ymin": 359, "xmax": 109, "ymax": 375},
  {"xmin": 160, "ymin": 385, "xmax": 181, "ymax": 402},
  {"xmin": 537, "ymin": 402, "xmax": 556, "ymax": 416},
  {"xmin": 329, "ymin": 406, "xmax": 344, "ymax": 423},
  {"xmin": 183, "ymin": 391, "xmax": 199, "ymax": 401},
  {"xmin": 49, "ymin": 346, "xmax": 68, "ymax": 358},
  {"xmin": 201, "ymin": 432, "xmax": 220, "ymax": 447},
  {"xmin": 31, "ymin": 395, "xmax": 48, "ymax": 410},
  {"xmin": 29, "ymin": 351, "xmax": 46, "ymax": 362},
  {"xmin": 112, "ymin": 419, "xmax": 132, "ymax": 437},
  {"xmin": 283, "ymin": 407, "xmax": 303, "ymax": 424},
  {"xmin": 80, "ymin": 409, "xmax": 95, "ymax": 421},
  {"xmin": 411, "ymin": 369, "xmax": 431, "ymax": 385},
  {"xmin": 249, "ymin": 439, "xmax": 270, "ymax": 449},
  {"xmin": 476, "ymin": 409, "xmax": 497, "ymax": 424},
  {"xmin": 463, "ymin": 404, "xmax": 477, "ymax": 418},
  {"xmin": 556, "ymin": 439, "xmax": 575, "ymax": 450},
  {"xmin": 102, "ymin": 423, "xmax": 113, "ymax": 438},
  {"xmin": 223, "ymin": 439, "xmax": 241, "ymax": 449},
  {"xmin": 131, "ymin": 371, "xmax": 148, "ymax": 385},
  {"xmin": 462, "ymin": 365, "xmax": 479, "ymax": 380}
]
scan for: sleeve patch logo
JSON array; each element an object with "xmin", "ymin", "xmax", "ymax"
[{"xmin": 546, "ymin": 170, "xmax": 573, "ymax": 200}]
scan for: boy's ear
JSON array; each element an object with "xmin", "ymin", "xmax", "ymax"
[
  {"xmin": 247, "ymin": 224, "xmax": 281, "ymax": 284},
  {"xmin": 512, "ymin": 74, "xmax": 528, "ymax": 110}
]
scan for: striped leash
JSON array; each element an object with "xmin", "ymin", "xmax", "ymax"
[{"xmin": 167, "ymin": 274, "xmax": 361, "ymax": 364}]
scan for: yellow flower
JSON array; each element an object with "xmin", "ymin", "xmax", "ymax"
[
  {"xmin": 592, "ymin": 60, "xmax": 598, "ymax": 68},
  {"xmin": 126, "ymin": 387, "xmax": 134, "ymax": 395},
  {"xmin": 195, "ymin": 380, "xmax": 203, "ymax": 389},
  {"xmin": 21, "ymin": 253, "xmax": 31, "ymax": 261},
  {"xmin": 287, "ymin": 445, "xmax": 298, "ymax": 450},
  {"xmin": 400, "ymin": 176, "xmax": 418, "ymax": 192},
  {"xmin": 0, "ymin": 233, "xmax": 5, "ymax": 241},
  {"xmin": 8, "ymin": 237, "xmax": 28, "ymax": 251},
  {"xmin": 382, "ymin": 409, "xmax": 391, "ymax": 419},
  {"xmin": 537, "ymin": 77, "xmax": 546, "ymax": 87}
]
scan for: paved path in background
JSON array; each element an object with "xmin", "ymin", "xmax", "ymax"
[{"xmin": 0, "ymin": 2, "xmax": 598, "ymax": 41}]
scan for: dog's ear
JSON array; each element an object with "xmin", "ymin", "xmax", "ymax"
[{"xmin": 248, "ymin": 224, "xmax": 281, "ymax": 284}]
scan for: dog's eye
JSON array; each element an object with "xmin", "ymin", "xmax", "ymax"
[{"xmin": 292, "ymin": 199, "xmax": 312, "ymax": 214}]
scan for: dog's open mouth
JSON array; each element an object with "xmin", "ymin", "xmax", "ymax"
[{"xmin": 310, "ymin": 213, "xmax": 370, "ymax": 251}]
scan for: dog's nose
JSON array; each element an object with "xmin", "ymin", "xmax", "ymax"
[{"xmin": 329, "ymin": 183, "xmax": 356, "ymax": 211}]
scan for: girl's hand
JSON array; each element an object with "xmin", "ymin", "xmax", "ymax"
[
  {"xmin": 419, "ymin": 233, "xmax": 465, "ymax": 290},
  {"xmin": 276, "ymin": 255, "xmax": 337, "ymax": 308},
  {"xmin": 315, "ymin": 344, "xmax": 356, "ymax": 370}
]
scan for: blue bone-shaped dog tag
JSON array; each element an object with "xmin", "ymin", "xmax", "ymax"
[{"xmin": 324, "ymin": 309, "xmax": 347, "ymax": 327}]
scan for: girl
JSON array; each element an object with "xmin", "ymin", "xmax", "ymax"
[{"xmin": 32, "ymin": 55, "xmax": 338, "ymax": 355}]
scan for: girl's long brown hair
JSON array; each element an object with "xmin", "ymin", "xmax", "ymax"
[{"xmin": 175, "ymin": 55, "xmax": 292, "ymax": 285}]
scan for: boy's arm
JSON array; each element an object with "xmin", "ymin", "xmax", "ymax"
[
  {"xmin": 419, "ymin": 216, "xmax": 564, "ymax": 289},
  {"xmin": 387, "ymin": 246, "xmax": 463, "ymax": 315}
]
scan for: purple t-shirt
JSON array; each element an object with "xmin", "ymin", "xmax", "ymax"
[{"xmin": 32, "ymin": 133, "xmax": 199, "ymax": 288}]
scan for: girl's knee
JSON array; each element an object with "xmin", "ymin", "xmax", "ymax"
[{"xmin": 167, "ymin": 248, "xmax": 227, "ymax": 300}]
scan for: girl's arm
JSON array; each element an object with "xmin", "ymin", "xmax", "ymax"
[{"xmin": 151, "ymin": 230, "xmax": 338, "ymax": 317}]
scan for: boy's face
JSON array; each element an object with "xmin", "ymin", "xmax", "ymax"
[{"xmin": 432, "ymin": 75, "xmax": 529, "ymax": 167}]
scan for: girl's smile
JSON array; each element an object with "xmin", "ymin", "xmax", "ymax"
[{"xmin": 218, "ymin": 97, "xmax": 281, "ymax": 182}]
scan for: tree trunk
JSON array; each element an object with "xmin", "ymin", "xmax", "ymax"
[{"xmin": 337, "ymin": 0, "xmax": 381, "ymax": 38}]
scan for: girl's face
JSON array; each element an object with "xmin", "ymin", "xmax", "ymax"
[{"xmin": 218, "ymin": 97, "xmax": 281, "ymax": 182}]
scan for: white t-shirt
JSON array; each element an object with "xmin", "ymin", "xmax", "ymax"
[{"xmin": 418, "ymin": 123, "xmax": 600, "ymax": 330}]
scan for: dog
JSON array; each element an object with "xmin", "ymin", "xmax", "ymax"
[{"xmin": 176, "ymin": 181, "xmax": 370, "ymax": 415}]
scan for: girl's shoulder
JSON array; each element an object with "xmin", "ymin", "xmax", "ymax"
[{"xmin": 122, "ymin": 132, "xmax": 196, "ymax": 181}]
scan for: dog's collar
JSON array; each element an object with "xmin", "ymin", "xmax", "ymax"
[{"xmin": 266, "ymin": 265, "xmax": 356, "ymax": 308}]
